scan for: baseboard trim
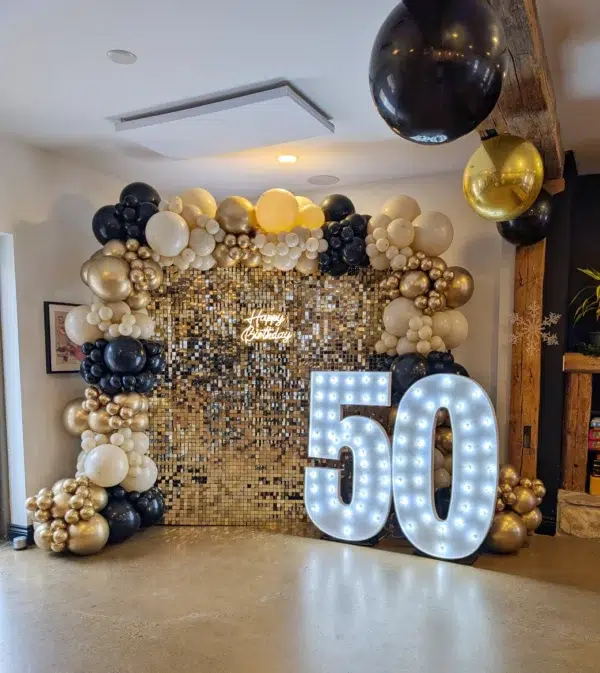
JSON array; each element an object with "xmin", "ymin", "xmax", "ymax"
[
  {"xmin": 8, "ymin": 524, "xmax": 33, "ymax": 544},
  {"xmin": 537, "ymin": 515, "xmax": 556, "ymax": 536}
]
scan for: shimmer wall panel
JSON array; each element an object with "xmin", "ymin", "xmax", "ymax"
[{"xmin": 149, "ymin": 266, "xmax": 384, "ymax": 525}]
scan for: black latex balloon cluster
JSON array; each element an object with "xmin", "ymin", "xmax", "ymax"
[
  {"xmin": 318, "ymin": 195, "xmax": 370, "ymax": 277},
  {"xmin": 390, "ymin": 352, "xmax": 469, "ymax": 403},
  {"xmin": 92, "ymin": 182, "xmax": 161, "ymax": 245},
  {"xmin": 104, "ymin": 486, "xmax": 165, "ymax": 544},
  {"xmin": 80, "ymin": 337, "xmax": 165, "ymax": 395}
]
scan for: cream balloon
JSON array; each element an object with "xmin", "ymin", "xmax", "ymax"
[
  {"xmin": 83, "ymin": 444, "xmax": 129, "ymax": 487},
  {"xmin": 295, "ymin": 253, "xmax": 318, "ymax": 276},
  {"xmin": 296, "ymin": 204, "xmax": 325, "ymax": 229},
  {"xmin": 382, "ymin": 195, "xmax": 421, "ymax": 222},
  {"xmin": 132, "ymin": 312, "xmax": 155, "ymax": 339},
  {"xmin": 412, "ymin": 211, "xmax": 454, "ymax": 256},
  {"xmin": 395, "ymin": 336, "xmax": 417, "ymax": 355},
  {"xmin": 65, "ymin": 305, "xmax": 103, "ymax": 345},
  {"xmin": 145, "ymin": 211, "xmax": 190, "ymax": 257},
  {"xmin": 106, "ymin": 301, "xmax": 131, "ymax": 321},
  {"xmin": 382, "ymin": 298, "xmax": 423, "ymax": 337},
  {"xmin": 189, "ymin": 228, "xmax": 216, "ymax": 257},
  {"xmin": 120, "ymin": 457, "xmax": 158, "ymax": 492},
  {"xmin": 256, "ymin": 189, "xmax": 298, "ymax": 234},
  {"xmin": 387, "ymin": 218, "xmax": 415, "ymax": 248},
  {"xmin": 444, "ymin": 310, "xmax": 469, "ymax": 349},
  {"xmin": 181, "ymin": 188, "xmax": 217, "ymax": 218},
  {"xmin": 132, "ymin": 431, "xmax": 150, "ymax": 455}
]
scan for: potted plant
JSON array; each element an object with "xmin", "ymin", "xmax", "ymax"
[{"xmin": 572, "ymin": 268, "xmax": 600, "ymax": 350}]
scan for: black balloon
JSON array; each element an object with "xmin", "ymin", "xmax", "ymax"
[
  {"xmin": 320, "ymin": 194, "xmax": 356, "ymax": 222},
  {"xmin": 104, "ymin": 337, "xmax": 147, "ymax": 374},
  {"xmin": 497, "ymin": 189, "xmax": 552, "ymax": 246},
  {"xmin": 103, "ymin": 492, "xmax": 141, "ymax": 543},
  {"xmin": 369, "ymin": 0, "xmax": 507, "ymax": 145},
  {"xmin": 390, "ymin": 353, "xmax": 428, "ymax": 402},
  {"xmin": 92, "ymin": 205, "xmax": 125, "ymax": 244},
  {"xmin": 127, "ymin": 488, "xmax": 165, "ymax": 527},
  {"xmin": 452, "ymin": 363, "xmax": 470, "ymax": 377},
  {"xmin": 134, "ymin": 371, "xmax": 156, "ymax": 394},
  {"xmin": 119, "ymin": 182, "xmax": 161, "ymax": 207}
]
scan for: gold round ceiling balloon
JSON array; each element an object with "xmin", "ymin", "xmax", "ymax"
[{"xmin": 463, "ymin": 135, "xmax": 544, "ymax": 221}]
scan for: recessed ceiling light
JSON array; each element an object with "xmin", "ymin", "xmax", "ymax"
[
  {"xmin": 107, "ymin": 49, "xmax": 137, "ymax": 65},
  {"xmin": 307, "ymin": 175, "xmax": 340, "ymax": 186},
  {"xmin": 278, "ymin": 155, "xmax": 298, "ymax": 164}
]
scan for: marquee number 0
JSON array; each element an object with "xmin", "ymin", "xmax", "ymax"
[{"xmin": 305, "ymin": 371, "xmax": 499, "ymax": 560}]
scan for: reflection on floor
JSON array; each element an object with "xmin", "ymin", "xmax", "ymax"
[{"xmin": 1, "ymin": 528, "xmax": 600, "ymax": 673}]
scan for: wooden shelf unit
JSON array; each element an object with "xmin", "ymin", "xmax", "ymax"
[{"xmin": 562, "ymin": 353, "xmax": 599, "ymax": 492}]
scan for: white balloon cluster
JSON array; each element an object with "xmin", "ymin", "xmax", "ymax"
[
  {"xmin": 86, "ymin": 301, "xmax": 155, "ymax": 340},
  {"xmin": 78, "ymin": 428, "xmax": 156, "ymax": 491},
  {"xmin": 254, "ymin": 227, "xmax": 328, "ymax": 274},
  {"xmin": 377, "ymin": 296, "xmax": 468, "ymax": 357}
]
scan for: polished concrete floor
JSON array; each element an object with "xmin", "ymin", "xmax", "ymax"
[{"xmin": 1, "ymin": 528, "xmax": 600, "ymax": 672}]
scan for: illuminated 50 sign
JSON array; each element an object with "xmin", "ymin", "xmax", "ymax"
[{"xmin": 304, "ymin": 372, "xmax": 499, "ymax": 560}]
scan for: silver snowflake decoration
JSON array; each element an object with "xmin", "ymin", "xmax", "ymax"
[{"xmin": 509, "ymin": 301, "xmax": 561, "ymax": 356}]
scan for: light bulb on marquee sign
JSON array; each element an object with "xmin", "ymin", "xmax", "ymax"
[{"xmin": 305, "ymin": 372, "xmax": 499, "ymax": 561}]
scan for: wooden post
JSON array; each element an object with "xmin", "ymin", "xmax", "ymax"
[
  {"xmin": 509, "ymin": 240, "xmax": 546, "ymax": 477},
  {"xmin": 562, "ymin": 372, "xmax": 592, "ymax": 492}
]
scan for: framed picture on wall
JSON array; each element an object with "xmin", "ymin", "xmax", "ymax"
[{"xmin": 43, "ymin": 302, "xmax": 83, "ymax": 374}]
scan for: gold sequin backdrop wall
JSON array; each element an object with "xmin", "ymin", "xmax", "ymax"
[{"xmin": 149, "ymin": 266, "xmax": 385, "ymax": 526}]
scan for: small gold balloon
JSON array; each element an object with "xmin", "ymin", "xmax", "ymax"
[
  {"xmin": 443, "ymin": 270, "xmax": 455, "ymax": 281},
  {"xmin": 237, "ymin": 234, "xmax": 250, "ymax": 249},
  {"xmin": 499, "ymin": 464, "xmax": 520, "ymax": 487},
  {"xmin": 52, "ymin": 529, "xmax": 69, "ymax": 544},
  {"xmin": 98, "ymin": 394, "xmax": 112, "ymax": 406},
  {"xmin": 137, "ymin": 246, "xmax": 152, "ymax": 260},
  {"xmin": 495, "ymin": 497, "xmax": 505, "ymax": 512},
  {"xmin": 87, "ymin": 256, "xmax": 132, "ymax": 302},
  {"xmin": 120, "ymin": 406, "xmax": 134, "ymax": 420},
  {"xmin": 69, "ymin": 494, "xmax": 85, "ymax": 510},
  {"xmin": 407, "ymin": 255, "xmax": 420, "ymax": 270},
  {"xmin": 34, "ymin": 509, "xmax": 51, "ymax": 523},
  {"xmin": 136, "ymin": 280, "xmax": 149, "ymax": 292},
  {"xmin": 224, "ymin": 234, "xmax": 237, "ymax": 248},
  {"xmin": 34, "ymin": 523, "xmax": 53, "ymax": 551},
  {"xmin": 85, "ymin": 386, "xmax": 100, "ymax": 399},
  {"xmin": 532, "ymin": 483, "xmax": 546, "ymax": 499},
  {"xmin": 430, "ymin": 257, "xmax": 447, "ymax": 273},
  {"xmin": 486, "ymin": 511, "xmax": 527, "ymax": 553},
  {"xmin": 499, "ymin": 483, "xmax": 512, "ymax": 494},
  {"xmin": 50, "ymin": 518, "xmax": 66, "ymax": 530},
  {"xmin": 434, "ymin": 279, "xmax": 448, "ymax": 292},
  {"xmin": 67, "ymin": 514, "xmax": 110, "ymax": 556},
  {"xmin": 535, "ymin": 496, "xmax": 543, "ymax": 506},
  {"xmin": 103, "ymin": 240, "xmax": 127, "ymax": 258},
  {"xmin": 76, "ymin": 486, "xmax": 90, "ymax": 499},
  {"xmin": 420, "ymin": 258, "xmax": 433, "ymax": 272},
  {"xmin": 429, "ymin": 268, "xmax": 442, "ymax": 281},
  {"xmin": 215, "ymin": 196, "xmax": 254, "ymax": 235},
  {"xmin": 436, "ymin": 409, "xmax": 450, "ymax": 426},
  {"xmin": 36, "ymin": 495, "xmax": 53, "ymax": 511},
  {"xmin": 63, "ymin": 478, "xmax": 78, "ymax": 494},
  {"xmin": 126, "ymin": 289, "xmax": 151, "ymax": 311},
  {"xmin": 121, "ymin": 418, "xmax": 132, "ymax": 428},
  {"xmin": 25, "ymin": 496, "xmax": 38, "ymax": 512},
  {"xmin": 502, "ymin": 491, "xmax": 517, "ymax": 507},
  {"xmin": 463, "ymin": 134, "xmax": 544, "ymax": 221},
  {"xmin": 143, "ymin": 260, "xmax": 163, "ymax": 290},
  {"xmin": 51, "ymin": 491, "xmax": 72, "ymax": 518},
  {"xmin": 512, "ymin": 485, "xmax": 537, "ymax": 515},
  {"xmin": 228, "ymin": 246, "xmax": 243, "ymax": 262},
  {"xmin": 88, "ymin": 484, "xmax": 108, "ymax": 511},
  {"xmin": 414, "ymin": 295, "xmax": 428, "ymax": 310},
  {"xmin": 521, "ymin": 507, "xmax": 542, "ymax": 532},
  {"xmin": 435, "ymin": 426, "xmax": 453, "ymax": 453},
  {"xmin": 428, "ymin": 296, "xmax": 442, "ymax": 311},
  {"xmin": 79, "ymin": 506, "xmax": 95, "ymax": 521},
  {"xmin": 75, "ymin": 476, "xmax": 90, "ymax": 487},
  {"xmin": 89, "ymin": 410, "xmax": 111, "ymax": 434},
  {"xmin": 243, "ymin": 250, "xmax": 263, "ymax": 268},
  {"xmin": 519, "ymin": 478, "xmax": 532, "ymax": 489},
  {"xmin": 445, "ymin": 266, "xmax": 474, "ymax": 309},
  {"xmin": 62, "ymin": 398, "xmax": 89, "ymax": 436},
  {"xmin": 114, "ymin": 393, "xmax": 144, "ymax": 412},
  {"xmin": 50, "ymin": 542, "xmax": 67, "ymax": 553},
  {"xmin": 126, "ymin": 239, "xmax": 140, "ymax": 252},
  {"xmin": 130, "ymin": 412, "xmax": 149, "ymax": 432},
  {"xmin": 85, "ymin": 398, "xmax": 100, "ymax": 412},
  {"xmin": 213, "ymin": 243, "xmax": 237, "ymax": 268},
  {"xmin": 64, "ymin": 509, "xmax": 80, "ymax": 525},
  {"xmin": 399, "ymin": 270, "xmax": 430, "ymax": 299},
  {"xmin": 106, "ymin": 402, "xmax": 120, "ymax": 416},
  {"xmin": 129, "ymin": 256, "xmax": 144, "ymax": 268},
  {"xmin": 130, "ymin": 268, "xmax": 145, "ymax": 284},
  {"xmin": 109, "ymin": 415, "xmax": 123, "ymax": 430}
]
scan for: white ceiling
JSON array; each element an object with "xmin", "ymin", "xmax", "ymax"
[{"xmin": 0, "ymin": 0, "xmax": 598, "ymax": 196}]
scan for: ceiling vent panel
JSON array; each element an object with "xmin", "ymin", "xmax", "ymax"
[{"xmin": 111, "ymin": 83, "xmax": 334, "ymax": 159}]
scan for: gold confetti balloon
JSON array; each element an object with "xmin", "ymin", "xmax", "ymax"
[{"xmin": 463, "ymin": 135, "xmax": 544, "ymax": 221}]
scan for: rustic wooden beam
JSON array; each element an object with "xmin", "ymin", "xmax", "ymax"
[
  {"xmin": 479, "ymin": 0, "xmax": 564, "ymax": 180},
  {"xmin": 508, "ymin": 239, "xmax": 546, "ymax": 478},
  {"xmin": 562, "ymin": 372, "xmax": 592, "ymax": 492},
  {"xmin": 564, "ymin": 352, "xmax": 600, "ymax": 374}
]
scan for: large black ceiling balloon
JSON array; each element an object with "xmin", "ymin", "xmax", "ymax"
[
  {"xmin": 369, "ymin": 0, "xmax": 507, "ymax": 145},
  {"xmin": 496, "ymin": 189, "xmax": 553, "ymax": 246}
]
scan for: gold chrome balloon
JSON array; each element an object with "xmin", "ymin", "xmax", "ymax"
[
  {"xmin": 486, "ymin": 511, "xmax": 527, "ymax": 553},
  {"xmin": 399, "ymin": 270, "xmax": 430, "ymax": 299},
  {"xmin": 67, "ymin": 514, "xmax": 109, "ymax": 556},
  {"xmin": 50, "ymin": 491, "xmax": 72, "ymax": 519},
  {"xmin": 215, "ymin": 196, "xmax": 254, "ymax": 235},
  {"xmin": 62, "ymin": 399, "xmax": 89, "ymax": 436},
  {"xmin": 126, "ymin": 289, "xmax": 151, "ymax": 311},
  {"xmin": 512, "ymin": 485, "xmax": 537, "ymax": 515},
  {"xmin": 88, "ymin": 484, "xmax": 108, "ymax": 511},
  {"xmin": 499, "ymin": 464, "xmax": 520, "ymax": 488},
  {"xmin": 243, "ymin": 250, "xmax": 262, "ymax": 268},
  {"xmin": 434, "ymin": 426, "xmax": 452, "ymax": 453},
  {"xmin": 86, "ymin": 256, "xmax": 132, "ymax": 302},
  {"xmin": 33, "ymin": 523, "xmax": 54, "ymax": 551},
  {"xmin": 445, "ymin": 266, "xmax": 474, "ymax": 309},
  {"xmin": 130, "ymin": 412, "xmax": 149, "ymax": 432},
  {"xmin": 463, "ymin": 134, "xmax": 544, "ymax": 221},
  {"xmin": 521, "ymin": 507, "xmax": 542, "ymax": 532},
  {"xmin": 80, "ymin": 258, "xmax": 93, "ymax": 285},
  {"xmin": 102, "ymin": 240, "xmax": 127, "ymax": 257},
  {"xmin": 213, "ymin": 243, "xmax": 237, "ymax": 268},
  {"xmin": 88, "ymin": 409, "xmax": 111, "ymax": 434}
]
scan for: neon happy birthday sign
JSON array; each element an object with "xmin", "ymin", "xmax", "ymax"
[
  {"xmin": 241, "ymin": 310, "xmax": 293, "ymax": 345},
  {"xmin": 304, "ymin": 371, "xmax": 499, "ymax": 560}
]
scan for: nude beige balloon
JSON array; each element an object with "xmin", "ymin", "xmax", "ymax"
[
  {"xmin": 87, "ymin": 257, "xmax": 132, "ymax": 302},
  {"xmin": 65, "ymin": 305, "xmax": 103, "ymax": 345},
  {"xmin": 181, "ymin": 188, "xmax": 218, "ymax": 219},
  {"xmin": 67, "ymin": 514, "xmax": 109, "ymax": 555},
  {"xmin": 62, "ymin": 398, "xmax": 89, "ymax": 436}
]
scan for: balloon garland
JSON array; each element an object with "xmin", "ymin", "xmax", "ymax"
[{"xmin": 28, "ymin": 180, "xmax": 479, "ymax": 555}]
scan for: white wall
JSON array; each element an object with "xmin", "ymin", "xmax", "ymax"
[
  {"xmin": 307, "ymin": 174, "xmax": 515, "ymax": 458},
  {"xmin": 0, "ymin": 136, "xmax": 121, "ymax": 525}
]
